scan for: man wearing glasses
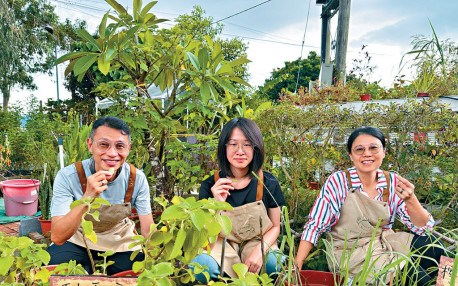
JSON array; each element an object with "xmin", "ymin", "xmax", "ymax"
[{"xmin": 47, "ymin": 116, "xmax": 153, "ymax": 275}]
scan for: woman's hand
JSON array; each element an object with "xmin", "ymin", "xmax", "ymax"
[
  {"xmin": 211, "ymin": 178, "xmax": 234, "ymax": 202},
  {"xmin": 395, "ymin": 175, "xmax": 416, "ymax": 201},
  {"xmin": 245, "ymin": 247, "xmax": 264, "ymax": 273}
]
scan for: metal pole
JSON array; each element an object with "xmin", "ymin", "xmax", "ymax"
[
  {"xmin": 55, "ymin": 42, "xmax": 60, "ymax": 104},
  {"xmin": 58, "ymin": 137, "xmax": 64, "ymax": 169}
]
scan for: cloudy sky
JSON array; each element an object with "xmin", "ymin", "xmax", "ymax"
[{"xmin": 9, "ymin": 0, "xmax": 458, "ymax": 105}]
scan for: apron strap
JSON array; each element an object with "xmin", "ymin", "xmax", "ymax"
[
  {"xmin": 125, "ymin": 163, "xmax": 136, "ymax": 203},
  {"xmin": 214, "ymin": 170, "xmax": 264, "ymax": 201},
  {"xmin": 344, "ymin": 170, "xmax": 353, "ymax": 189},
  {"xmin": 382, "ymin": 170, "xmax": 390, "ymax": 203},
  {"xmin": 75, "ymin": 161, "xmax": 87, "ymax": 193}
]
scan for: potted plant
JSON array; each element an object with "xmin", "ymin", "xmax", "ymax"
[
  {"xmin": 37, "ymin": 163, "xmax": 56, "ymax": 238},
  {"xmin": 411, "ymin": 64, "xmax": 438, "ymax": 97}
]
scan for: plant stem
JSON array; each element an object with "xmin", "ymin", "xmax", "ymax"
[{"xmin": 82, "ymin": 234, "xmax": 96, "ymax": 274}]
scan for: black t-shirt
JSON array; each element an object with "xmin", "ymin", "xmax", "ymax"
[{"xmin": 199, "ymin": 171, "xmax": 286, "ymax": 210}]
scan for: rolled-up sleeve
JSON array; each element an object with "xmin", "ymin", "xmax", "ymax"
[
  {"xmin": 301, "ymin": 172, "xmax": 344, "ymax": 245},
  {"xmin": 50, "ymin": 170, "xmax": 75, "ymax": 217}
]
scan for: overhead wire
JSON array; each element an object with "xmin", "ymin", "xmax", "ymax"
[
  {"xmin": 294, "ymin": 0, "xmax": 312, "ymax": 93},
  {"xmin": 212, "ymin": 0, "xmax": 272, "ymax": 24}
]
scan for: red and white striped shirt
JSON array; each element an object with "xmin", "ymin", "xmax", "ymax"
[{"xmin": 301, "ymin": 167, "xmax": 435, "ymax": 245}]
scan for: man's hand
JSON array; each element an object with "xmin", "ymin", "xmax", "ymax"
[{"xmin": 83, "ymin": 171, "xmax": 113, "ymax": 199}]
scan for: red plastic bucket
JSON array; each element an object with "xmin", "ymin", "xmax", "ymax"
[
  {"xmin": 0, "ymin": 179, "xmax": 39, "ymax": 216},
  {"xmin": 284, "ymin": 270, "xmax": 342, "ymax": 286}
]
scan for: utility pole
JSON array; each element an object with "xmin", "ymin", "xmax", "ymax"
[
  {"xmin": 317, "ymin": 0, "xmax": 338, "ymax": 87},
  {"xmin": 335, "ymin": 0, "xmax": 351, "ymax": 82}
]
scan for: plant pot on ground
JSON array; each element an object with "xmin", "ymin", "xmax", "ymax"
[{"xmin": 37, "ymin": 163, "xmax": 56, "ymax": 237}]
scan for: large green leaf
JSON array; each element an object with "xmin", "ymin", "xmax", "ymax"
[
  {"xmin": 186, "ymin": 51, "xmax": 200, "ymax": 72},
  {"xmin": 206, "ymin": 219, "xmax": 221, "ymax": 237},
  {"xmin": 119, "ymin": 26, "xmax": 141, "ymax": 49},
  {"xmin": 76, "ymin": 29, "xmax": 101, "ymax": 51},
  {"xmin": 214, "ymin": 78, "xmax": 237, "ymax": 95},
  {"xmin": 74, "ymin": 54, "xmax": 98, "ymax": 76},
  {"xmin": 105, "ymin": 0, "xmax": 127, "ymax": 15},
  {"xmin": 140, "ymin": 1, "xmax": 157, "ymax": 18},
  {"xmin": 215, "ymin": 64, "xmax": 233, "ymax": 76},
  {"xmin": 169, "ymin": 227, "xmax": 186, "ymax": 259},
  {"xmin": 155, "ymin": 262, "xmax": 173, "ymax": 276},
  {"xmin": 64, "ymin": 59, "xmax": 77, "ymax": 77},
  {"xmin": 190, "ymin": 209, "xmax": 205, "ymax": 230},
  {"xmin": 133, "ymin": 0, "xmax": 142, "ymax": 21},
  {"xmin": 228, "ymin": 57, "xmax": 251, "ymax": 68},
  {"xmin": 200, "ymin": 82, "xmax": 210, "ymax": 104},
  {"xmin": 56, "ymin": 51, "xmax": 89, "ymax": 65},
  {"xmin": 99, "ymin": 12, "xmax": 109, "ymax": 40},
  {"xmin": 98, "ymin": 54, "xmax": 110, "ymax": 75},
  {"xmin": 216, "ymin": 215, "xmax": 232, "ymax": 236},
  {"xmin": 0, "ymin": 256, "xmax": 14, "ymax": 276},
  {"xmin": 161, "ymin": 205, "xmax": 188, "ymax": 220},
  {"xmin": 198, "ymin": 48, "xmax": 209, "ymax": 73}
]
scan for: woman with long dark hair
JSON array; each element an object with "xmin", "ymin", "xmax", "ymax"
[{"xmin": 192, "ymin": 118, "xmax": 286, "ymax": 282}]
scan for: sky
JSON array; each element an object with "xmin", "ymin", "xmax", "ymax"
[{"xmin": 9, "ymin": 0, "xmax": 458, "ymax": 106}]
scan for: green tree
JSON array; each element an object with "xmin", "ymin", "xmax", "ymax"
[
  {"xmin": 56, "ymin": 0, "xmax": 250, "ymax": 200},
  {"xmin": 256, "ymin": 51, "xmax": 321, "ymax": 101},
  {"xmin": 0, "ymin": 0, "xmax": 58, "ymax": 111}
]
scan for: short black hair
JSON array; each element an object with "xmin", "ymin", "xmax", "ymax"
[
  {"xmin": 90, "ymin": 116, "xmax": 131, "ymax": 142},
  {"xmin": 218, "ymin": 118, "xmax": 264, "ymax": 178},
  {"xmin": 347, "ymin": 126, "xmax": 385, "ymax": 153}
]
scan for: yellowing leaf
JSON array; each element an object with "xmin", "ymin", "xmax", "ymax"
[{"xmin": 171, "ymin": 196, "xmax": 180, "ymax": 205}]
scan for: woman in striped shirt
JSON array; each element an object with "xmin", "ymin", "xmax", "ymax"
[{"xmin": 295, "ymin": 126, "xmax": 443, "ymax": 285}]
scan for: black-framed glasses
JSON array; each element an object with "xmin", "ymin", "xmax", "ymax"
[
  {"xmin": 352, "ymin": 144, "xmax": 382, "ymax": 155},
  {"xmin": 93, "ymin": 139, "xmax": 129, "ymax": 154},
  {"xmin": 225, "ymin": 142, "xmax": 254, "ymax": 152}
]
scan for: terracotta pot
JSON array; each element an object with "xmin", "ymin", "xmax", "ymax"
[
  {"xmin": 417, "ymin": 92, "xmax": 429, "ymax": 97},
  {"xmin": 38, "ymin": 216, "xmax": 52, "ymax": 238},
  {"xmin": 111, "ymin": 270, "xmax": 140, "ymax": 277},
  {"xmin": 285, "ymin": 270, "xmax": 342, "ymax": 286},
  {"xmin": 360, "ymin": 94, "xmax": 371, "ymax": 101}
]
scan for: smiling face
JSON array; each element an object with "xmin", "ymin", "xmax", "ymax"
[
  {"xmin": 87, "ymin": 125, "xmax": 131, "ymax": 176},
  {"xmin": 226, "ymin": 127, "xmax": 254, "ymax": 175},
  {"xmin": 349, "ymin": 134, "xmax": 385, "ymax": 175}
]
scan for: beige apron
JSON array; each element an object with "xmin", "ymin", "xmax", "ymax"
[
  {"xmin": 67, "ymin": 161, "xmax": 141, "ymax": 252},
  {"xmin": 327, "ymin": 170, "xmax": 413, "ymax": 284},
  {"xmin": 208, "ymin": 171, "xmax": 278, "ymax": 278}
]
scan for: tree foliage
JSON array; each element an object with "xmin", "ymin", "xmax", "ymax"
[
  {"xmin": 0, "ymin": 0, "xmax": 58, "ymax": 111},
  {"xmin": 56, "ymin": 0, "xmax": 250, "ymax": 200},
  {"xmin": 256, "ymin": 51, "xmax": 320, "ymax": 101}
]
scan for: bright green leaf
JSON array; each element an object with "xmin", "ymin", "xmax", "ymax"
[
  {"xmin": 76, "ymin": 29, "xmax": 101, "ymax": 50},
  {"xmin": 190, "ymin": 209, "xmax": 205, "ymax": 231},
  {"xmin": 0, "ymin": 256, "xmax": 14, "ymax": 276},
  {"xmin": 169, "ymin": 227, "xmax": 186, "ymax": 259},
  {"xmin": 140, "ymin": 1, "xmax": 157, "ymax": 17},
  {"xmin": 74, "ymin": 54, "xmax": 98, "ymax": 76},
  {"xmin": 186, "ymin": 51, "xmax": 200, "ymax": 72},
  {"xmin": 99, "ymin": 12, "xmax": 109, "ymax": 39},
  {"xmin": 200, "ymin": 82, "xmax": 210, "ymax": 104},
  {"xmin": 98, "ymin": 54, "xmax": 110, "ymax": 75},
  {"xmin": 105, "ymin": 0, "xmax": 127, "ymax": 15},
  {"xmin": 198, "ymin": 48, "xmax": 209, "ymax": 72}
]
